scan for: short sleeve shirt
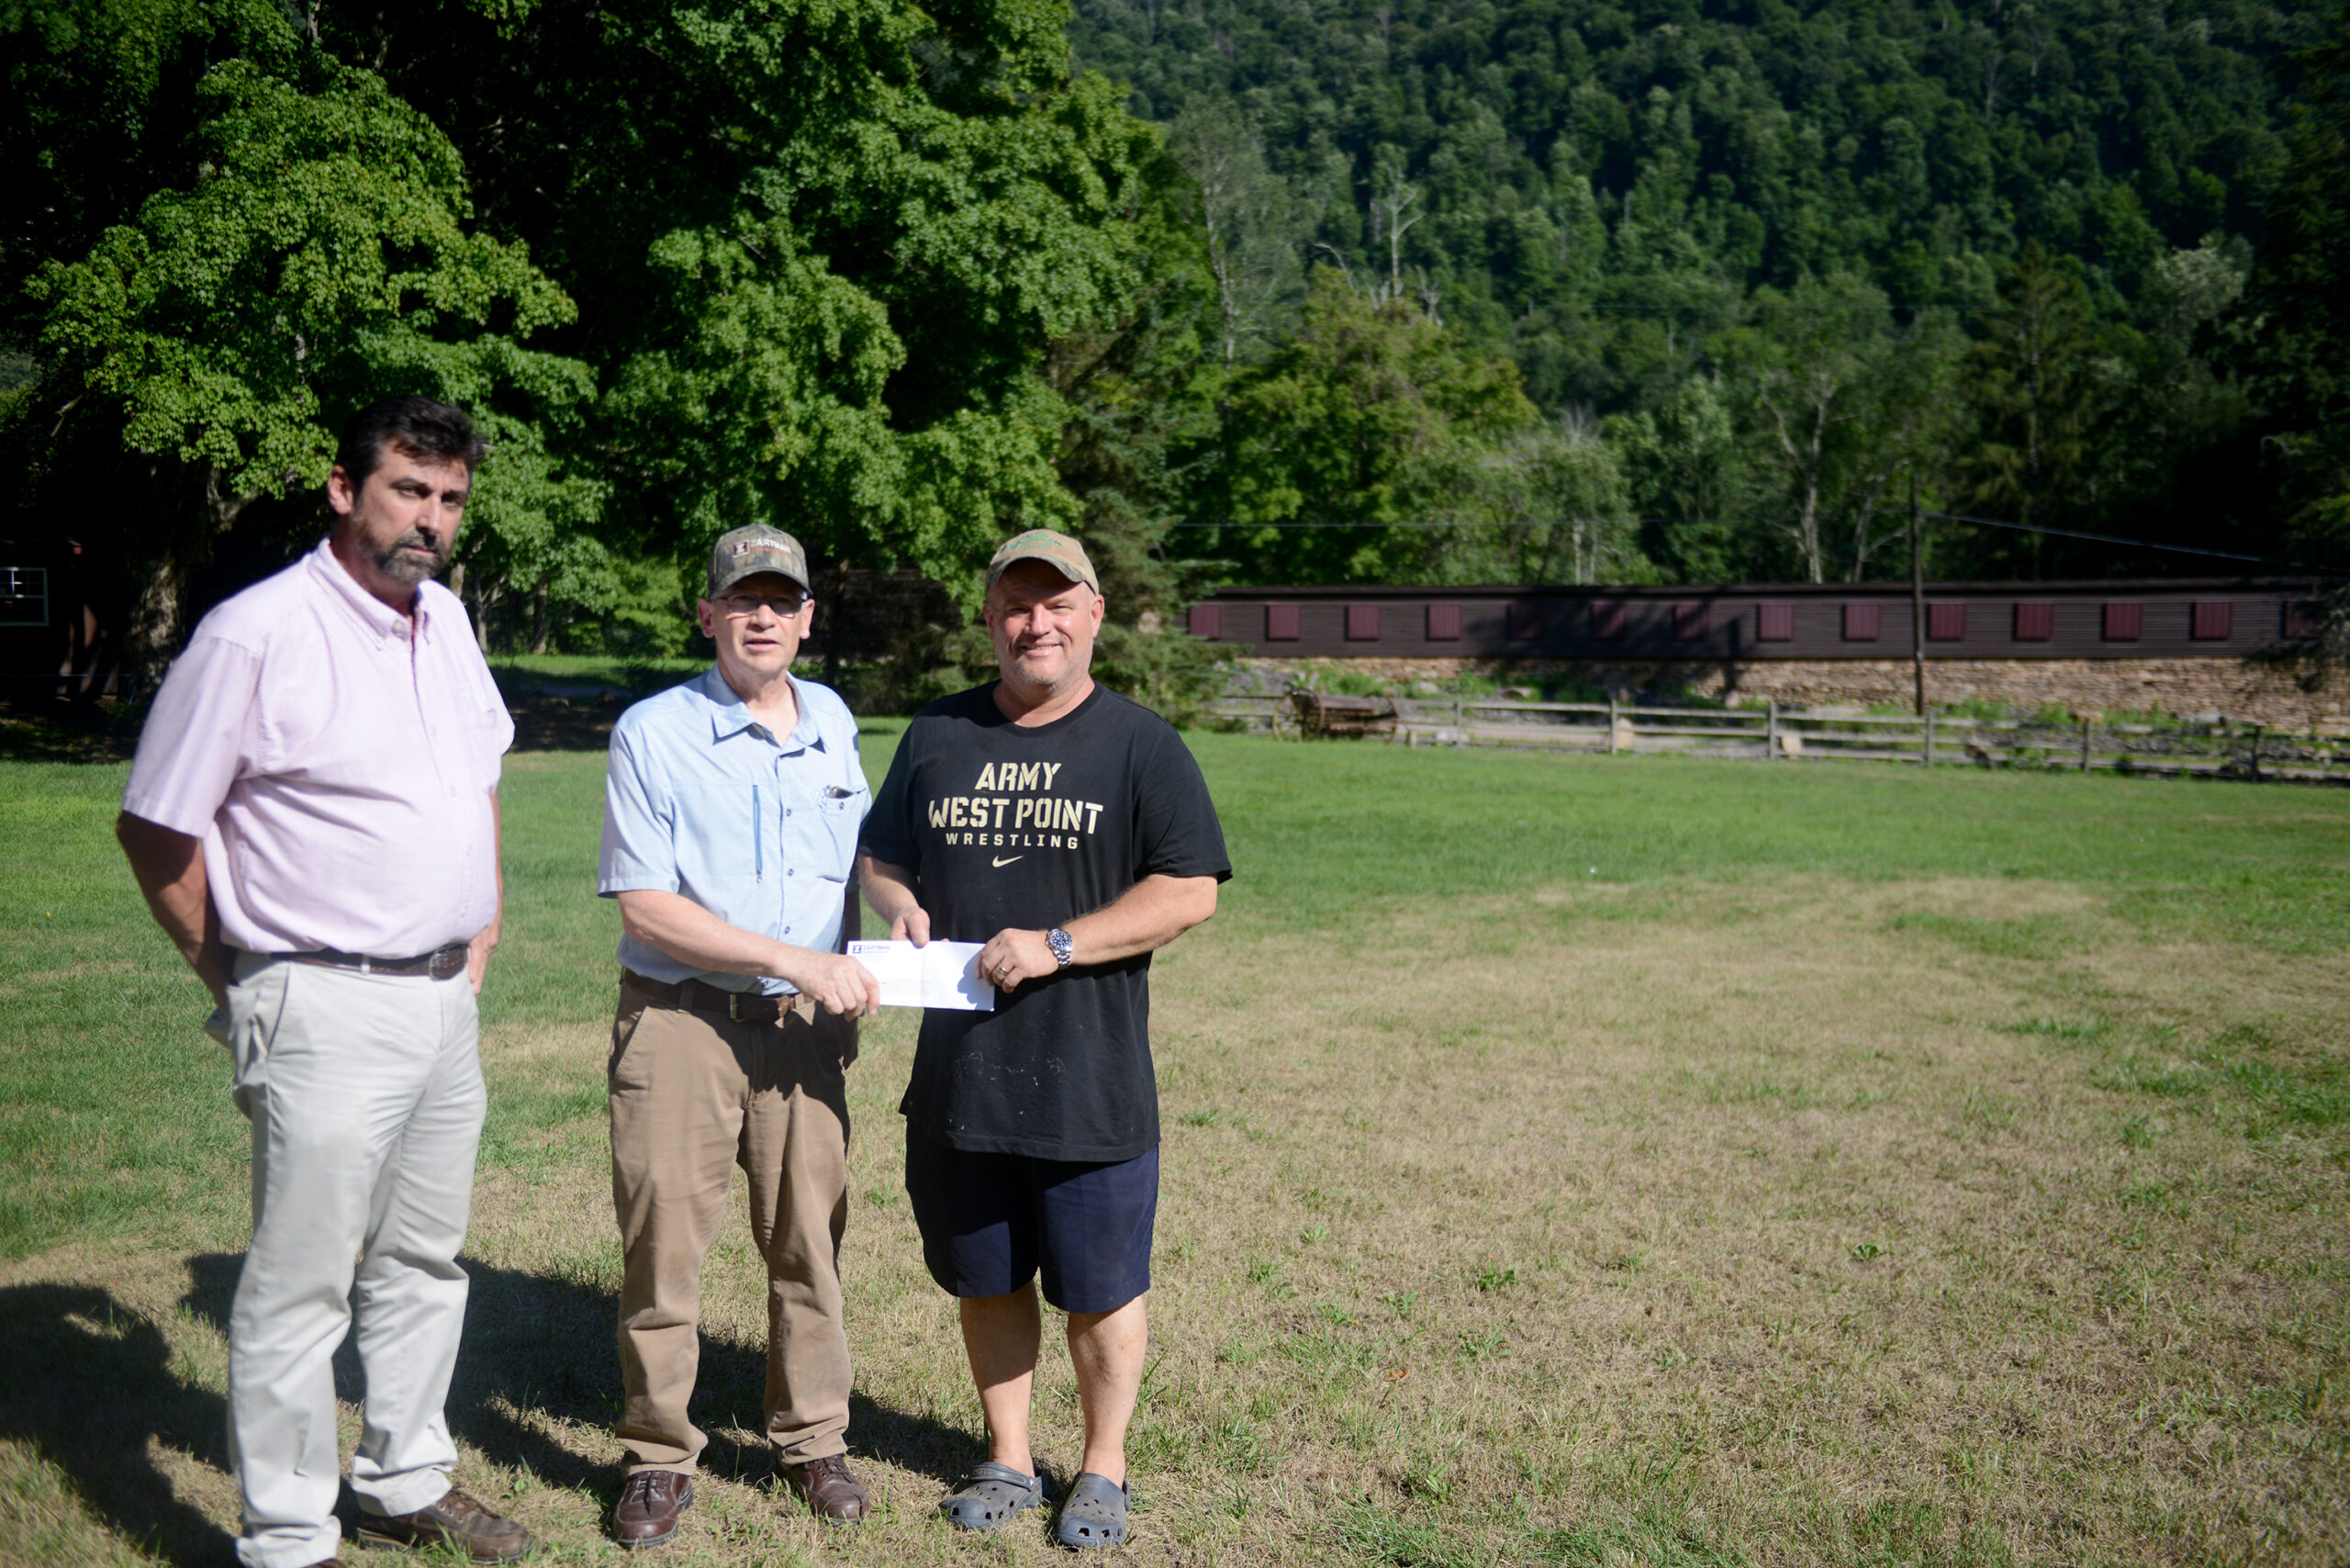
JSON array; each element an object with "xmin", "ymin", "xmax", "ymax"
[
  {"xmin": 121, "ymin": 538, "xmax": 511, "ymax": 957},
  {"xmin": 861, "ymin": 683, "xmax": 1230, "ymax": 1161},
  {"xmin": 599, "ymin": 667, "xmax": 868, "ymax": 994}
]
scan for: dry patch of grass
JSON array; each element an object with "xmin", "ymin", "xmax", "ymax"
[{"xmin": 4, "ymin": 875, "xmax": 2344, "ymax": 1567}]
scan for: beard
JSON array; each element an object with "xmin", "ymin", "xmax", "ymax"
[{"xmin": 374, "ymin": 531, "xmax": 449, "ymax": 586}]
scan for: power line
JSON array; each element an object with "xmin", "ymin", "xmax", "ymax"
[
  {"xmin": 1909, "ymin": 510, "xmax": 2273, "ymax": 565},
  {"xmin": 1574, "ymin": 303, "xmax": 1995, "ymax": 312},
  {"xmin": 1169, "ymin": 520, "xmax": 1653, "ymax": 530}
]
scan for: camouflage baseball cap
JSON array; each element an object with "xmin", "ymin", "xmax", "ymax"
[
  {"xmin": 707, "ymin": 524, "xmax": 811, "ymax": 598},
  {"xmin": 985, "ymin": 528, "xmax": 1099, "ymax": 596}
]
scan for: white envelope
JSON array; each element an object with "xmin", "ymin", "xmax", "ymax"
[{"xmin": 846, "ymin": 939, "xmax": 997, "ymax": 1011}]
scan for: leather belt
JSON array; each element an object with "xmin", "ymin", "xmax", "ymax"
[
  {"xmin": 279, "ymin": 943, "xmax": 471, "ymax": 980},
  {"xmin": 623, "ymin": 969, "xmax": 806, "ymax": 1025}
]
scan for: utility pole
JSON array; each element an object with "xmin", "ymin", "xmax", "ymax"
[{"xmin": 1910, "ymin": 473, "xmax": 1927, "ymax": 719}]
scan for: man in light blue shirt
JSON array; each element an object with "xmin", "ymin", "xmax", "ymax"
[{"xmin": 596, "ymin": 525, "xmax": 881, "ymax": 1543}]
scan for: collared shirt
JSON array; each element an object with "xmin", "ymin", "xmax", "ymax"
[
  {"xmin": 123, "ymin": 537, "xmax": 513, "ymax": 957},
  {"xmin": 598, "ymin": 666, "xmax": 868, "ymax": 994}
]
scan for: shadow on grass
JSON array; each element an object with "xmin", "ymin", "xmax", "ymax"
[
  {"xmin": 502, "ymin": 692, "xmax": 632, "ymax": 753},
  {"xmin": 0, "ymin": 710, "xmax": 135, "ymax": 763},
  {"xmin": 0, "ymin": 1280, "xmax": 230, "ymax": 1562},
  {"xmin": 0, "ymin": 1253, "xmax": 971, "ymax": 1563},
  {"xmin": 0, "ymin": 692, "xmax": 632, "ymax": 760}
]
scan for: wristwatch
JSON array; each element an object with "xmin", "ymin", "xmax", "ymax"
[{"xmin": 1046, "ymin": 926, "xmax": 1075, "ymax": 969}]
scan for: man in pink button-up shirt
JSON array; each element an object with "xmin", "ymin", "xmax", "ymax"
[{"xmin": 118, "ymin": 397, "xmax": 533, "ymax": 1568}]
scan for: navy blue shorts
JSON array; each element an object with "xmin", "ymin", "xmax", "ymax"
[{"xmin": 903, "ymin": 1129, "xmax": 1158, "ymax": 1314}]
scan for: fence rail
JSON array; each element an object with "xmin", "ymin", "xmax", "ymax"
[{"xmin": 1206, "ymin": 692, "xmax": 2350, "ymax": 783}]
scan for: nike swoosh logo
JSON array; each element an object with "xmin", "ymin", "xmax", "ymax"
[{"xmin": 992, "ymin": 855, "xmax": 1024, "ymax": 867}]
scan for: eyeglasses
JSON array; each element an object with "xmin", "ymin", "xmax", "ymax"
[{"xmin": 717, "ymin": 594, "xmax": 805, "ymax": 618}]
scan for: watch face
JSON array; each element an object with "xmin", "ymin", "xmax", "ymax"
[{"xmin": 1047, "ymin": 928, "xmax": 1074, "ymax": 965}]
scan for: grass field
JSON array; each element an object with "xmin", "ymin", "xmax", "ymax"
[{"xmin": 3, "ymin": 732, "xmax": 2346, "ymax": 1566}]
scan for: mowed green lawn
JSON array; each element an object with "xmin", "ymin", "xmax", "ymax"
[{"xmin": 3, "ymin": 734, "xmax": 2345, "ymax": 1566}]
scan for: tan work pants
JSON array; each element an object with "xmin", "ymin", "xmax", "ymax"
[{"xmin": 608, "ymin": 980, "xmax": 854, "ymax": 1471}]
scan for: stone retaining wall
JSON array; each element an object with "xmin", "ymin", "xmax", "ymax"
[{"xmin": 1238, "ymin": 655, "xmax": 2350, "ymax": 730}]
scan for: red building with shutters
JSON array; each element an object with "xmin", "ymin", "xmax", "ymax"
[
  {"xmin": 1185, "ymin": 580, "xmax": 2322, "ymax": 663},
  {"xmin": 1182, "ymin": 580, "xmax": 2343, "ymax": 725}
]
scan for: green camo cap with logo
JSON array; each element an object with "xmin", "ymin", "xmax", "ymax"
[
  {"xmin": 707, "ymin": 525, "xmax": 811, "ymax": 598},
  {"xmin": 985, "ymin": 529, "xmax": 1099, "ymax": 596}
]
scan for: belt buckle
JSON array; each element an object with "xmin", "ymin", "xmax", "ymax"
[
  {"xmin": 728, "ymin": 991, "xmax": 752, "ymax": 1023},
  {"xmin": 428, "ymin": 946, "xmax": 468, "ymax": 982}
]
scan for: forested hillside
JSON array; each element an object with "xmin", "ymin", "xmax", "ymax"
[
  {"xmin": 2, "ymin": 0, "xmax": 2344, "ymax": 691},
  {"xmin": 1080, "ymin": 0, "xmax": 2300, "ymax": 319},
  {"xmin": 1066, "ymin": 0, "xmax": 2347, "ymax": 589}
]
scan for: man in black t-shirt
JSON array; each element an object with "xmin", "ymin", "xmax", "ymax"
[{"xmin": 860, "ymin": 529, "xmax": 1229, "ymax": 1550}]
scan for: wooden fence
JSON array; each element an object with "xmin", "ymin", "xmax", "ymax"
[{"xmin": 1209, "ymin": 692, "xmax": 2350, "ymax": 783}]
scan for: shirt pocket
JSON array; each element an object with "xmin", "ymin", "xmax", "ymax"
[
  {"xmin": 460, "ymin": 687, "xmax": 514, "ymax": 790},
  {"xmin": 807, "ymin": 780, "xmax": 868, "ymax": 883}
]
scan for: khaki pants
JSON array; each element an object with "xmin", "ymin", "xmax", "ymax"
[{"xmin": 608, "ymin": 980, "xmax": 855, "ymax": 1471}]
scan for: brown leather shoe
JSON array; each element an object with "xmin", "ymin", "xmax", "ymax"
[
  {"xmin": 356, "ymin": 1486, "xmax": 534, "ymax": 1562},
  {"xmin": 611, "ymin": 1470, "xmax": 694, "ymax": 1549},
  {"xmin": 778, "ymin": 1453, "xmax": 868, "ymax": 1523}
]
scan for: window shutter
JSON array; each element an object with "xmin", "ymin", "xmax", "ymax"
[
  {"xmin": 2013, "ymin": 602, "xmax": 2054, "ymax": 641},
  {"xmin": 1509, "ymin": 601, "xmax": 1546, "ymax": 640},
  {"xmin": 1265, "ymin": 603, "xmax": 1301, "ymax": 641},
  {"xmin": 1673, "ymin": 601, "xmax": 1708, "ymax": 641},
  {"xmin": 1588, "ymin": 601, "xmax": 1625, "ymax": 640},
  {"xmin": 1928, "ymin": 602, "xmax": 1966, "ymax": 641},
  {"xmin": 2102, "ymin": 602, "xmax": 2142, "ymax": 641},
  {"xmin": 1757, "ymin": 603, "xmax": 1795, "ymax": 642},
  {"xmin": 1346, "ymin": 604, "xmax": 1382, "ymax": 641},
  {"xmin": 2191, "ymin": 600, "xmax": 2233, "ymax": 640},
  {"xmin": 1426, "ymin": 603, "xmax": 1462, "ymax": 641},
  {"xmin": 1843, "ymin": 602, "xmax": 1881, "ymax": 641},
  {"xmin": 1187, "ymin": 603, "xmax": 1222, "ymax": 639}
]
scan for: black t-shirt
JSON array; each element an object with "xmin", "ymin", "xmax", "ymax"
[{"xmin": 861, "ymin": 683, "xmax": 1232, "ymax": 1161}]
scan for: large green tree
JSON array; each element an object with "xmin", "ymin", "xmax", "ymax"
[
  {"xmin": 1417, "ymin": 418, "xmax": 1647, "ymax": 586},
  {"xmin": 1956, "ymin": 245, "xmax": 2109, "ymax": 573},
  {"xmin": 1038, "ymin": 141, "xmax": 1235, "ymax": 717},
  {"xmin": 6, "ymin": 1, "xmax": 594, "ymax": 652},
  {"xmin": 345, "ymin": 0, "xmax": 1156, "ymax": 614},
  {"xmin": 1197, "ymin": 269, "xmax": 1538, "ymax": 583},
  {"xmin": 1722, "ymin": 274, "xmax": 1964, "ymax": 582},
  {"xmin": 5, "ymin": 0, "xmax": 1158, "ymax": 656}
]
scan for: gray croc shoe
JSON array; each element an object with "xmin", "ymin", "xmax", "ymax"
[
  {"xmin": 1052, "ymin": 1472, "xmax": 1129, "ymax": 1549},
  {"xmin": 938, "ymin": 1462, "xmax": 1046, "ymax": 1531}
]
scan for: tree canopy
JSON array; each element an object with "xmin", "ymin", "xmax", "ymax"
[
  {"xmin": 4, "ymin": 0, "xmax": 1155, "ymax": 653},
  {"xmin": 1091, "ymin": 0, "xmax": 2344, "ymax": 587},
  {"xmin": 3, "ymin": 0, "xmax": 2344, "ymax": 673}
]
